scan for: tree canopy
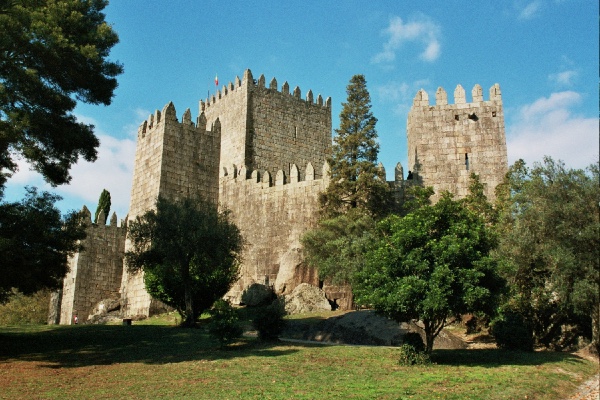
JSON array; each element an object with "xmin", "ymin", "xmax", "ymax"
[
  {"xmin": 0, "ymin": 187, "xmax": 86, "ymax": 302},
  {"xmin": 354, "ymin": 192, "xmax": 504, "ymax": 353},
  {"xmin": 94, "ymin": 188, "xmax": 111, "ymax": 224},
  {"xmin": 125, "ymin": 197, "xmax": 243, "ymax": 327},
  {"xmin": 319, "ymin": 74, "xmax": 390, "ymax": 218},
  {"xmin": 494, "ymin": 157, "xmax": 599, "ymax": 352},
  {"xmin": 0, "ymin": 0, "xmax": 123, "ymax": 189}
]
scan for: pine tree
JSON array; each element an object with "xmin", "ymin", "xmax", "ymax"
[
  {"xmin": 94, "ymin": 189, "xmax": 111, "ymax": 224},
  {"xmin": 319, "ymin": 74, "xmax": 390, "ymax": 218}
]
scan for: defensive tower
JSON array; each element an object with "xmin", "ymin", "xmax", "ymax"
[{"xmin": 407, "ymin": 84, "xmax": 508, "ymax": 202}]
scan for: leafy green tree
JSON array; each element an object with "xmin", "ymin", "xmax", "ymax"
[
  {"xmin": 494, "ymin": 157, "xmax": 599, "ymax": 352},
  {"xmin": 301, "ymin": 208, "xmax": 379, "ymax": 286},
  {"xmin": 0, "ymin": 0, "xmax": 123, "ymax": 189},
  {"xmin": 125, "ymin": 197, "xmax": 243, "ymax": 327},
  {"xmin": 0, "ymin": 187, "xmax": 86, "ymax": 302},
  {"xmin": 94, "ymin": 189, "xmax": 111, "ymax": 224},
  {"xmin": 319, "ymin": 74, "xmax": 390, "ymax": 218},
  {"xmin": 354, "ymin": 193, "xmax": 504, "ymax": 353}
]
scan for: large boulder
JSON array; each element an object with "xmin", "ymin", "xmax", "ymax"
[{"xmin": 284, "ymin": 283, "xmax": 332, "ymax": 314}]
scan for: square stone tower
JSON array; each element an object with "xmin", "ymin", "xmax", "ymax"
[{"xmin": 407, "ymin": 84, "xmax": 508, "ymax": 202}]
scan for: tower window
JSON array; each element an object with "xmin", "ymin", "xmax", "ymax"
[
  {"xmin": 492, "ymin": 111, "xmax": 497, "ymax": 117},
  {"xmin": 455, "ymin": 114, "xmax": 460, "ymax": 121},
  {"xmin": 465, "ymin": 153, "xmax": 469, "ymax": 171},
  {"xmin": 468, "ymin": 113, "xmax": 478, "ymax": 121}
]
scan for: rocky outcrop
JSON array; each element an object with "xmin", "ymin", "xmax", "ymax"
[{"xmin": 284, "ymin": 283, "xmax": 332, "ymax": 314}]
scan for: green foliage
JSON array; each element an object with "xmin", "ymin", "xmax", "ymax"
[
  {"xmin": 125, "ymin": 196, "xmax": 243, "ymax": 327},
  {"xmin": 0, "ymin": 0, "xmax": 123, "ymax": 189},
  {"xmin": 252, "ymin": 298, "xmax": 287, "ymax": 341},
  {"xmin": 319, "ymin": 74, "xmax": 391, "ymax": 218},
  {"xmin": 494, "ymin": 157, "xmax": 599, "ymax": 351},
  {"xmin": 402, "ymin": 332, "xmax": 426, "ymax": 353},
  {"xmin": 398, "ymin": 343, "xmax": 431, "ymax": 366},
  {"xmin": 491, "ymin": 309, "xmax": 534, "ymax": 352},
  {"xmin": 207, "ymin": 299, "xmax": 243, "ymax": 348},
  {"xmin": 0, "ymin": 187, "xmax": 86, "ymax": 302},
  {"xmin": 354, "ymin": 192, "xmax": 504, "ymax": 353},
  {"xmin": 301, "ymin": 208, "xmax": 379, "ymax": 285},
  {"xmin": 94, "ymin": 189, "xmax": 111, "ymax": 224},
  {"xmin": 0, "ymin": 288, "xmax": 50, "ymax": 325}
]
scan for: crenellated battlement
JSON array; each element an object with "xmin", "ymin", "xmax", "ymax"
[
  {"xmin": 412, "ymin": 84, "xmax": 502, "ymax": 108},
  {"xmin": 220, "ymin": 161, "xmax": 330, "ymax": 189},
  {"xmin": 137, "ymin": 101, "xmax": 214, "ymax": 139},
  {"xmin": 200, "ymin": 69, "xmax": 331, "ymax": 112},
  {"xmin": 79, "ymin": 205, "xmax": 127, "ymax": 229}
]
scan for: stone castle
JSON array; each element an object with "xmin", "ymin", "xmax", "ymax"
[{"xmin": 50, "ymin": 69, "xmax": 508, "ymax": 324}]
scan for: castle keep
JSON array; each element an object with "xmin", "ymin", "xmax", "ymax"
[{"xmin": 54, "ymin": 70, "xmax": 508, "ymax": 323}]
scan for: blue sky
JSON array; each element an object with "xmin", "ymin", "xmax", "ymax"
[{"xmin": 5, "ymin": 0, "xmax": 599, "ymax": 220}]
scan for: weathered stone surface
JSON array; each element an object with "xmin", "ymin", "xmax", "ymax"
[
  {"xmin": 284, "ymin": 283, "xmax": 332, "ymax": 315},
  {"xmin": 241, "ymin": 283, "xmax": 274, "ymax": 307}
]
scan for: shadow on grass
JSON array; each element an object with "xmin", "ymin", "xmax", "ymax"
[
  {"xmin": 431, "ymin": 348, "xmax": 589, "ymax": 368},
  {"xmin": 0, "ymin": 324, "xmax": 297, "ymax": 368}
]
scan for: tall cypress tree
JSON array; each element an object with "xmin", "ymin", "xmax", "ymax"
[
  {"xmin": 319, "ymin": 74, "xmax": 389, "ymax": 218},
  {"xmin": 94, "ymin": 189, "xmax": 111, "ymax": 224}
]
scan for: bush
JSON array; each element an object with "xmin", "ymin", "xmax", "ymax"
[
  {"xmin": 0, "ymin": 289, "xmax": 50, "ymax": 325},
  {"xmin": 491, "ymin": 310, "xmax": 534, "ymax": 351},
  {"xmin": 207, "ymin": 299, "xmax": 243, "ymax": 348},
  {"xmin": 402, "ymin": 332, "xmax": 425, "ymax": 353},
  {"xmin": 398, "ymin": 343, "xmax": 431, "ymax": 366},
  {"xmin": 252, "ymin": 297, "xmax": 287, "ymax": 341}
]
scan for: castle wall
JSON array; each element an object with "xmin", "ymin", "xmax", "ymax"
[
  {"xmin": 407, "ymin": 84, "xmax": 508, "ymax": 202},
  {"xmin": 202, "ymin": 71, "xmax": 251, "ymax": 173},
  {"xmin": 248, "ymin": 74, "xmax": 332, "ymax": 180},
  {"xmin": 219, "ymin": 163, "xmax": 344, "ymax": 303},
  {"xmin": 120, "ymin": 103, "xmax": 221, "ymax": 317},
  {"xmin": 59, "ymin": 209, "xmax": 125, "ymax": 324}
]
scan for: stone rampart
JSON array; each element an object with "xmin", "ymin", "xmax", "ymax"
[
  {"xmin": 219, "ymin": 162, "xmax": 344, "ymax": 304},
  {"xmin": 59, "ymin": 207, "xmax": 126, "ymax": 324},
  {"xmin": 407, "ymin": 84, "xmax": 508, "ymax": 202}
]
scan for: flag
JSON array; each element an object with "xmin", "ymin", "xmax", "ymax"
[{"xmin": 215, "ymin": 74, "xmax": 218, "ymax": 87}]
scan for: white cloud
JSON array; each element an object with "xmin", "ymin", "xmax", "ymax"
[
  {"xmin": 372, "ymin": 15, "xmax": 441, "ymax": 65},
  {"xmin": 548, "ymin": 69, "xmax": 577, "ymax": 87},
  {"xmin": 507, "ymin": 91, "xmax": 599, "ymax": 169},
  {"xmin": 376, "ymin": 79, "xmax": 430, "ymax": 116},
  {"xmin": 6, "ymin": 116, "xmax": 136, "ymax": 220},
  {"xmin": 518, "ymin": 1, "xmax": 542, "ymax": 20}
]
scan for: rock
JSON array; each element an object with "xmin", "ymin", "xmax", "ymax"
[
  {"xmin": 241, "ymin": 283, "xmax": 274, "ymax": 306},
  {"xmin": 86, "ymin": 297, "xmax": 121, "ymax": 323},
  {"xmin": 284, "ymin": 283, "xmax": 331, "ymax": 314}
]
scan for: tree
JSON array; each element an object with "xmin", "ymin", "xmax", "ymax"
[
  {"xmin": 125, "ymin": 197, "xmax": 243, "ymax": 327},
  {"xmin": 494, "ymin": 157, "xmax": 599, "ymax": 352},
  {"xmin": 94, "ymin": 188, "xmax": 111, "ymax": 224},
  {"xmin": 301, "ymin": 208, "xmax": 379, "ymax": 286},
  {"xmin": 319, "ymin": 74, "xmax": 390, "ymax": 218},
  {"xmin": 354, "ymin": 193, "xmax": 504, "ymax": 353},
  {"xmin": 0, "ymin": 187, "xmax": 86, "ymax": 302},
  {"xmin": 0, "ymin": 0, "xmax": 123, "ymax": 189}
]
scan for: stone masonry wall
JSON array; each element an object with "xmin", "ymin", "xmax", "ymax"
[
  {"xmin": 120, "ymin": 103, "xmax": 221, "ymax": 318},
  {"xmin": 249, "ymin": 73, "xmax": 332, "ymax": 181},
  {"xmin": 407, "ymin": 84, "xmax": 508, "ymax": 202},
  {"xmin": 219, "ymin": 162, "xmax": 337, "ymax": 303},
  {"xmin": 202, "ymin": 70, "xmax": 251, "ymax": 173},
  {"xmin": 59, "ymin": 208, "xmax": 125, "ymax": 324}
]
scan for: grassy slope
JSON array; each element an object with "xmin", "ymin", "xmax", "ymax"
[{"xmin": 0, "ymin": 315, "xmax": 597, "ymax": 400}]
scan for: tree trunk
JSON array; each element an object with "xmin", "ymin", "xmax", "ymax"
[
  {"xmin": 592, "ymin": 301, "xmax": 600, "ymax": 355},
  {"xmin": 424, "ymin": 321, "xmax": 435, "ymax": 354},
  {"xmin": 183, "ymin": 280, "xmax": 193, "ymax": 327}
]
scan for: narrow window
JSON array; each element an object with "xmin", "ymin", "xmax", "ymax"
[
  {"xmin": 468, "ymin": 113, "xmax": 478, "ymax": 121},
  {"xmin": 465, "ymin": 153, "xmax": 469, "ymax": 171},
  {"xmin": 294, "ymin": 126, "xmax": 297, "ymax": 139},
  {"xmin": 492, "ymin": 111, "xmax": 497, "ymax": 117},
  {"xmin": 455, "ymin": 114, "xmax": 460, "ymax": 121}
]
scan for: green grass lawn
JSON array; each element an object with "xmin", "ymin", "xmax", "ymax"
[{"xmin": 0, "ymin": 315, "xmax": 597, "ymax": 399}]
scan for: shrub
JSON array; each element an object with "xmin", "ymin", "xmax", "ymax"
[
  {"xmin": 491, "ymin": 310, "xmax": 534, "ymax": 351},
  {"xmin": 207, "ymin": 299, "xmax": 243, "ymax": 348},
  {"xmin": 398, "ymin": 343, "xmax": 431, "ymax": 366},
  {"xmin": 252, "ymin": 297, "xmax": 287, "ymax": 341},
  {"xmin": 0, "ymin": 289, "xmax": 50, "ymax": 325},
  {"xmin": 402, "ymin": 332, "xmax": 426, "ymax": 353}
]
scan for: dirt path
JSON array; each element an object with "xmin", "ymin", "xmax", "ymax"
[{"xmin": 565, "ymin": 373, "xmax": 599, "ymax": 400}]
